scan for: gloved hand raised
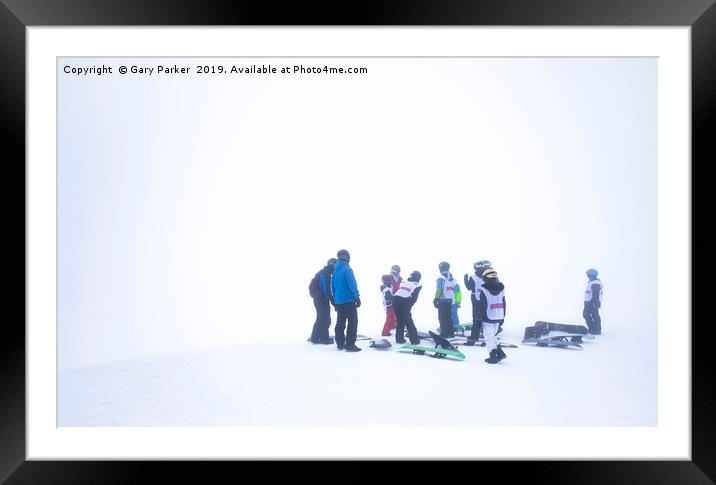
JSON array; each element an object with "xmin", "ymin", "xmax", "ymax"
[{"xmin": 464, "ymin": 274, "xmax": 470, "ymax": 285}]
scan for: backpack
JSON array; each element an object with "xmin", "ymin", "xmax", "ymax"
[{"xmin": 308, "ymin": 273, "xmax": 322, "ymax": 298}]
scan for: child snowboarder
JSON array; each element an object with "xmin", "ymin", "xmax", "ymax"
[
  {"xmin": 308, "ymin": 258, "xmax": 337, "ymax": 344},
  {"xmin": 433, "ymin": 262, "xmax": 457, "ymax": 338},
  {"xmin": 390, "ymin": 265, "xmax": 402, "ymax": 293},
  {"xmin": 451, "ymin": 281, "xmax": 462, "ymax": 330},
  {"xmin": 393, "ymin": 271, "xmax": 423, "ymax": 345},
  {"xmin": 476, "ymin": 268, "xmax": 507, "ymax": 364},
  {"xmin": 380, "ymin": 274, "xmax": 396, "ymax": 336},
  {"xmin": 464, "ymin": 260, "xmax": 492, "ymax": 342},
  {"xmin": 583, "ymin": 268, "xmax": 603, "ymax": 335}
]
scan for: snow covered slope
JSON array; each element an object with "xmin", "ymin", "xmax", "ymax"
[{"xmin": 59, "ymin": 326, "xmax": 655, "ymax": 427}]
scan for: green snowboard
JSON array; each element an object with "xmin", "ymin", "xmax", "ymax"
[{"xmin": 399, "ymin": 344, "xmax": 465, "ymax": 360}]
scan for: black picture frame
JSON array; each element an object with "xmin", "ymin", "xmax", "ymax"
[{"xmin": 1, "ymin": 0, "xmax": 713, "ymax": 483}]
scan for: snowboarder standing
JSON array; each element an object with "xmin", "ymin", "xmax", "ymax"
[
  {"xmin": 583, "ymin": 268, "xmax": 603, "ymax": 335},
  {"xmin": 476, "ymin": 268, "xmax": 507, "ymax": 364},
  {"xmin": 393, "ymin": 271, "xmax": 423, "ymax": 345},
  {"xmin": 450, "ymin": 281, "xmax": 462, "ymax": 330},
  {"xmin": 464, "ymin": 260, "xmax": 492, "ymax": 342},
  {"xmin": 389, "ymin": 265, "xmax": 402, "ymax": 293},
  {"xmin": 331, "ymin": 249, "xmax": 362, "ymax": 352},
  {"xmin": 380, "ymin": 275, "xmax": 396, "ymax": 337},
  {"xmin": 381, "ymin": 264, "xmax": 404, "ymax": 337},
  {"xmin": 308, "ymin": 258, "xmax": 337, "ymax": 344},
  {"xmin": 433, "ymin": 262, "xmax": 457, "ymax": 338}
]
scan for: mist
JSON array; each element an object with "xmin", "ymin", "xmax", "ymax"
[{"xmin": 58, "ymin": 57, "xmax": 656, "ymax": 370}]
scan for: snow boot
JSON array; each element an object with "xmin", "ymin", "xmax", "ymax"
[
  {"xmin": 318, "ymin": 337, "xmax": 334, "ymax": 344},
  {"xmin": 496, "ymin": 345, "xmax": 507, "ymax": 361},
  {"xmin": 485, "ymin": 348, "xmax": 501, "ymax": 364},
  {"xmin": 344, "ymin": 344, "xmax": 362, "ymax": 352}
]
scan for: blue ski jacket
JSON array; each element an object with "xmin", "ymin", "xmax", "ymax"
[
  {"xmin": 332, "ymin": 260, "xmax": 360, "ymax": 305},
  {"xmin": 319, "ymin": 269, "xmax": 336, "ymax": 304}
]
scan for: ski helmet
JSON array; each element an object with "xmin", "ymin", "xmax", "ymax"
[
  {"xmin": 409, "ymin": 270, "xmax": 422, "ymax": 282},
  {"xmin": 482, "ymin": 268, "xmax": 498, "ymax": 279},
  {"xmin": 586, "ymin": 268, "xmax": 598, "ymax": 278},
  {"xmin": 438, "ymin": 261, "xmax": 450, "ymax": 273},
  {"xmin": 391, "ymin": 264, "xmax": 401, "ymax": 274},
  {"xmin": 474, "ymin": 260, "xmax": 492, "ymax": 271},
  {"xmin": 337, "ymin": 249, "xmax": 350, "ymax": 262},
  {"xmin": 381, "ymin": 274, "xmax": 392, "ymax": 285}
]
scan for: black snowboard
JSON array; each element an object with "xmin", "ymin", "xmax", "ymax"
[
  {"xmin": 534, "ymin": 321, "xmax": 590, "ymax": 336},
  {"xmin": 522, "ymin": 326, "xmax": 583, "ymax": 349},
  {"xmin": 450, "ymin": 337, "xmax": 519, "ymax": 349},
  {"xmin": 428, "ymin": 331, "xmax": 460, "ymax": 351},
  {"xmin": 369, "ymin": 338, "xmax": 392, "ymax": 349}
]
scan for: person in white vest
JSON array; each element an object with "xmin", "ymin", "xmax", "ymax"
[
  {"xmin": 379, "ymin": 274, "xmax": 395, "ymax": 336},
  {"xmin": 393, "ymin": 271, "xmax": 423, "ymax": 345},
  {"xmin": 583, "ymin": 268, "xmax": 603, "ymax": 335},
  {"xmin": 476, "ymin": 268, "xmax": 507, "ymax": 364},
  {"xmin": 433, "ymin": 262, "xmax": 457, "ymax": 338},
  {"xmin": 464, "ymin": 260, "xmax": 492, "ymax": 342}
]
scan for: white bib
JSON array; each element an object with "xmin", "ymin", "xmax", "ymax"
[
  {"xmin": 395, "ymin": 281, "xmax": 422, "ymax": 298},
  {"xmin": 584, "ymin": 279, "xmax": 603, "ymax": 302},
  {"xmin": 382, "ymin": 286, "xmax": 392, "ymax": 310},
  {"xmin": 470, "ymin": 274, "xmax": 484, "ymax": 298},
  {"xmin": 480, "ymin": 287, "xmax": 505, "ymax": 321},
  {"xmin": 438, "ymin": 275, "xmax": 456, "ymax": 299}
]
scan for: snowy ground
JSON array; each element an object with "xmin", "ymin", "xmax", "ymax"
[{"xmin": 59, "ymin": 325, "xmax": 656, "ymax": 427}]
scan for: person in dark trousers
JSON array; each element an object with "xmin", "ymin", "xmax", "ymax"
[
  {"xmin": 331, "ymin": 249, "xmax": 362, "ymax": 352},
  {"xmin": 433, "ymin": 262, "xmax": 457, "ymax": 338},
  {"xmin": 380, "ymin": 275, "xmax": 396, "ymax": 337},
  {"xmin": 464, "ymin": 260, "xmax": 492, "ymax": 342},
  {"xmin": 583, "ymin": 268, "xmax": 603, "ymax": 335},
  {"xmin": 308, "ymin": 258, "xmax": 337, "ymax": 344},
  {"xmin": 476, "ymin": 268, "xmax": 507, "ymax": 364},
  {"xmin": 392, "ymin": 271, "xmax": 423, "ymax": 345}
]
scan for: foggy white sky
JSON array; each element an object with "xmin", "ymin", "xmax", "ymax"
[{"xmin": 58, "ymin": 57, "xmax": 656, "ymax": 369}]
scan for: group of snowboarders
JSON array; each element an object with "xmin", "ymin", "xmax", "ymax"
[{"xmin": 308, "ymin": 249, "xmax": 603, "ymax": 364}]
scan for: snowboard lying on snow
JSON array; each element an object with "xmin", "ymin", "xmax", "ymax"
[
  {"xmin": 399, "ymin": 331, "xmax": 465, "ymax": 360},
  {"xmin": 369, "ymin": 338, "xmax": 392, "ymax": 349},
  {"xmin": 448, "ymin": 336, "xmax": 519, "ymax": 349},
  {"xmin": 415, "ymin": 330, "xmax": 518, "ymax": 348},
  {"xmin": 533, "ymin": 321, "xmax": 595, "ymax": 340},
  {"xmin": 521, "ymin": 322, "xmax": 588, "ymax": 349},
  {"xmin": 441, "ymin": 323, "xmax": 506, "ymax": 338}
]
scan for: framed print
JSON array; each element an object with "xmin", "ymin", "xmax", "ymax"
[{"xmin": 2, "ymin": 0, "xmax": 714, "ymax": 482}]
